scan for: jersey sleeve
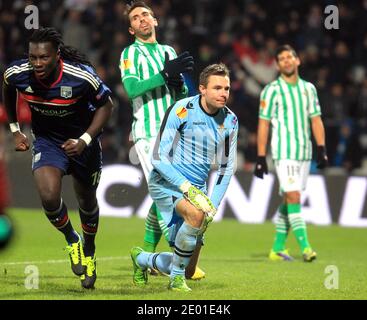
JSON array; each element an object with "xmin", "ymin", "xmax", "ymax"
[
  {"xmin": 259, "ymin": 84, "xmax": 277, "ymax": 120},
  {"xmin": 82, "ymin": 65, "xmax": 112, "ymax": 108},
  {"xmin": 3, "ymin": 62, "xmax": 17, "ymax": 86},
  {"xmin": 120, "ymin": 46, "xmax": 165, "ymax": 100},
  {"xmin": 308, "ymin": 83, "xmax": 322, "ymax": 118},
  {"xmin": 151, "ymin": 102, "xmax": 189, "ymax": 188},
  {"xmin": 3, "ymin": 60, "xmax": 32, "ymax": 87},
  {"xmin": 210, "ymin": 116, "xmax": 238, "ymax": 209}
]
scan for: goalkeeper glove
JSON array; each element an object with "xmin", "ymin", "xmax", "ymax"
[
  {"xmin": 180, "ymin": 181, "xmax": 216, "ymax": 215},
  {"xmin": 161, "ymin": 51, "xmax": 194, "ymax": 81}
]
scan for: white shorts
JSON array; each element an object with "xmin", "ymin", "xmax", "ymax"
[
  {"xmin": 134, "ymin": 138, "xmax": 157, "ymax": 181},
  {"xmin": 274, "ymin": 160, "xmax": 310, "ymax": 195}
]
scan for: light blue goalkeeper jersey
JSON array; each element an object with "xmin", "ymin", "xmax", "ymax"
[{"xmin": 151, "ymin": 94, "xmax": 238, "ymax": 209}]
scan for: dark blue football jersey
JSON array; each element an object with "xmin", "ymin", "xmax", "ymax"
[{"xmin": 4, "ymin": 59, "xmax": 112, "ymax": 145}]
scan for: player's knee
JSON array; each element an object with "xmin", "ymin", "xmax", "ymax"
[
  {"xmin": 41, "ymin": 198, "xmax": 61, "ymax": 211},
  {"xmin": 285, "ymin": 191, "xmax": 300, "ymax": 204},
  {"xmin": 77, "ymin": 197, "xmax": 97, "ymax": 212},
  {"xmin": 187, "ymin": 209, "xmax": 204, "ymax": 229},
  {"xmin": 75, "ymin": 187, "xmax": 97, "ymax": 210},
  {"xmin": 39, "ymin": 190, "xmax": 60, "ymax": 211}
]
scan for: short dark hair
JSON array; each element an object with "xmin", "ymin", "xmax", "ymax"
[
  {"xmin": 124, "ymin": 1, "xmax": 154, "ymax": 20},
  {"xmin": 199, "ymin": 63, "xmax": 230, "ymax": 87},
  {"xmin": 275, "ymin": 44, "xmax": 298, "ymax": 62}
]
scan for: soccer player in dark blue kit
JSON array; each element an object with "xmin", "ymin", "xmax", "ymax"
[{"xmin": 2, "ymin": 27, "xmax": 114, "ymax": 289}]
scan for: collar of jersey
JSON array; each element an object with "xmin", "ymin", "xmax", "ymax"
[
  {"xmin": 135, "ymin": 38, "xmax": 158, "ymax": 46},
  {"xmin": 199, "ymin": 95, "xmax": 220, "ymax": 117},
  {"xmin": 279, "ymin": 75, "xmax": 300, "ymax": 87}
]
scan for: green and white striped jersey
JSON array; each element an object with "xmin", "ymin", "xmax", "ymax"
[
  {"xmin": 120, "ymin": 39, "xmax": 182, "ymax": 142},
  {"xmin": 259, "ymin": 76, "xmax": 322, "ymax": 160}
]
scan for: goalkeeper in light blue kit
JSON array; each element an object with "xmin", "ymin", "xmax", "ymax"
[{"xmin": 130, "ymin": 64, "xmax": 238, "ymax": 292}]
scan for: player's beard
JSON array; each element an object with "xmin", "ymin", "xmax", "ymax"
[
  {"xmin": 138, "ymin": 30, "xmax": 153, "ymax": 40},
  {"xmin": 282, "ymin": 68, "xmax": 296, "ymax": 77}
]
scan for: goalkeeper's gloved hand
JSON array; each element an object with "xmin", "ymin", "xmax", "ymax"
[
  {"xmin": 180, "ymin": 181, "xmax": 216, "ymax": 216},
  {"xmin": 161, "ymin": 51, "xmax": 194, "ymax": 81},
  {"xmin": 254, "ymin": 156, "xmax": 268, "ymax": 179},
  {"xmin": 316, "ymin": 145, "xmax": 328, "ymax": 169}
]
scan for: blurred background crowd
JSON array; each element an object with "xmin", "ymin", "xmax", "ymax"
[{"xmin": 1, "ymin": 0, "xmax": 367, "ymax": 174}]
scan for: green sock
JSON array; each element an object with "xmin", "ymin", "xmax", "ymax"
[
  {"xmin": 287, "ymin": 203, "xmax": 311, "ymax": 252},
  {"xmin": 156, "ymin": 208, "xmax": 169, "ymax": 242},
  {"xmin": 143, "ymin": 203, "xmax": 162, "ymax": 252},
  {"xmin": 272, "ymin": 204, "xmax": 289, "ymax": 252}
]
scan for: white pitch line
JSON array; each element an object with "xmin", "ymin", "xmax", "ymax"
[{"xmin": 0, "ymin": 256, "xmax": 129, "ymax": 266}]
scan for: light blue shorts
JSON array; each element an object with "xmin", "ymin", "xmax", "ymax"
[{"xmin": 148, "ymin": 169, "xmax": 206, "ymax": 246}]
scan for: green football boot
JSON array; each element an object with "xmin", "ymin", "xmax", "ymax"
[
  {"xmin": 130, "ymin": 247, "xmax": 148, "ymax": 286},
  {"xmin": 168, "ymin": 275, "xmax": 192, "ymax": 292}
]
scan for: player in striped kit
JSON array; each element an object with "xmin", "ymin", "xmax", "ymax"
[
  {"xmin": 254, "ymin": 45, "xmax": 328, "ymax": 262},
  {"xmin": 2, "ymin": 27, "xmax": 114, "ymax": 288},
  {"xmin": 130, "ymin": 63, "xmax": 238, "ymax": 292},
  {"xmin": 120, "ymin": 1, "xmax": 204, "ymax": 280}
]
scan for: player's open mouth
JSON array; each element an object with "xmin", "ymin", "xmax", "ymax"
[{"xmin": 34, "ymin": 70, "xmax": 46, "ymax": 78}]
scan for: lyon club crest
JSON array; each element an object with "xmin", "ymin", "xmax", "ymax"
[{"xmin": 60, "ymin": 86, "xmax": 72, "ymax": 98}]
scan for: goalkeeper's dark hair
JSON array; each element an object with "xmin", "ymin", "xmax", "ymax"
[
  {"xmin": 199, "ymin": 63, "xmax": 230, "ymax": 87},
  {"xmin": 275, "ymin": 44, "xmax": 298, "ymax": 62},
  {"xmin": 124, "ymin": 1, "xmax": 155, "ymax": 20},
  {"xmin": 29, "ymin": 27, "xmax": 93, "ymax": 67}
]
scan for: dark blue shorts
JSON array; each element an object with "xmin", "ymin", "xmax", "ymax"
[{"xmin": 32, "ymin": 136, "xmax": 102, "ymax": 189}]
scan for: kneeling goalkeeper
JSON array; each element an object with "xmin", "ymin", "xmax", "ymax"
[{"xmin": 130, "ymin": 64, "xmax": 238, "ymax": 292}]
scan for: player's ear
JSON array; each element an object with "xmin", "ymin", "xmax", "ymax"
[
  {"xmin": 153, "ymin": 17, "xmax": 158, "ymax": 27},
  {"xmin": 295, "ymin": 57, "xmax": 301, "ymax": 67},
  {"xmin": 128, "ymin": 26, "xmax": 135, "ymax": 36},
  {"xmin": 56, "ymin": 48, "xmax": 61, "ymax": 61},
  {"xmin": 199, "ymin": 84, "xmax": 206, "ymax": 95}
]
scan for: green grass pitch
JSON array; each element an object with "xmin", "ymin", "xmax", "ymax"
[{"xmin": 0, "ymin": 208, "xmax": 366, "ymax": 300}]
